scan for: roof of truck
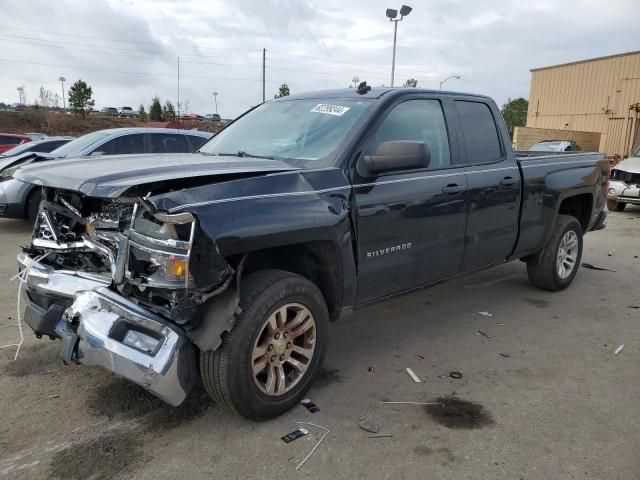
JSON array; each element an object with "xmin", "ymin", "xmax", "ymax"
[{"xmin": 280, "ymin": 87, "xmax": 492, "ymax": 101}]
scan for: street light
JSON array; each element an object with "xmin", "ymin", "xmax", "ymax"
[
  {"xmin": 58, "ymin": 77, "xmax": 66, "ymax": 109},
  {"xmin": 212, "ymin": 91, "xmax": 218, "ymax": 115},
  {"xmin": 439, "ymin": 75, "xmax": 461, "ymax": 90},
  {"xmin": 386, "ymin": 4, "xmax": 412, "ymax": 87}
]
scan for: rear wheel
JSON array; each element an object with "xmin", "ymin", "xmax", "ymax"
[
  {"xmin": 527, "ymin": 215, "xmax": 583, "ymax": 291},
  {"xmin": 606, "ymin": 199, "xmax": 626, "ymax": 212},
  {"xmin": 200, "ymin": 269, "xmax": 329, "ymax": 420},
  {"xmin": 26, "ymin": 189, "xmax": 42, "ymax": 222}
]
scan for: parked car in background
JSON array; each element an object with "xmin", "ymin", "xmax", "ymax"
[
  {"xmin": 119, "ymin": 106, "xmax": 136, "ymax": 117},
  {"xmin": 0, "ymin": 128, "xmax": 213, "ymax": 220},
  {"xmin": 529, "ymin": 140, "xmax": 582, "ymax": 152},
  {"xmin": 0, "ymin": 136, "xmax": 74, "ymax": 158},
  {"xmin": 101, "ymin": 107, "xmax": 119, "ymax": 116},
  {"xmin": 26, "ymin": 132, "xmax": 48, "ymax": 141},
  {"xmin": 607, "ymin": 151, "xmax": 640, "ymax": 211},
  {"xmin": 204, "ymin": 113, "xmax": 222, "ymax": 122},
  {"xmin": 0, "ymin": 133, "xmax": 31, "ymax": 153}
]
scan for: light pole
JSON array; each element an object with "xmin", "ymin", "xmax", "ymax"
[
  {"xmin": 386, "ymin": 5, "xmax": 412, "ymax": 87},
  {"xmin": 58, "ymin": 76, "xmax": 66, "ymax": 109},
  {"xmin": 212, "ymin": 91, "xmax": 218, "ymax": 115},
  {"xmin": 439, "ymin": 75, "xmax": 460, "ymax": 90},
  {"xmin": 352, "ymin": 76, "xmax": 359, "ymax": 88}
]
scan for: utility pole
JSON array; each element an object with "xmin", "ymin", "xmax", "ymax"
[
  {"xmin": 262, "ymin": 48, "xmax": 266, "ymax": 103},
  {"xmin": 177, "ymin": 56, "xmax": 180, "ymax": 118},
  {"xmin": 58, "ymin": 77, "xmax": 66, "ymax": 109},
  {"xmin": 212, "ymin": 91, "xmax": 218, "ymax": 115}
]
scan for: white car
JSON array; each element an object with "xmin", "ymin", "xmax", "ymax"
[{"xmin": 607, "ymin": 153, "xmax": 640, "ymax": 211}]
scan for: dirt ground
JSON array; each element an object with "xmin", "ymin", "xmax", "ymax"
[{"xmin": 0, "ymin": 210, "xmax": 639, "ymax": 479}]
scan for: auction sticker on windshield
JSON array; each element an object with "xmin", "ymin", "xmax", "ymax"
[{"xmin": 310, "ymin": 104, "xmax": 351, "ymax": 116}]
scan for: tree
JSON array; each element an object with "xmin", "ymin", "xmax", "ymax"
[
  {"xmin": 68, "ymin": 79, "xmax": 95, "ymax": 118},
  {"xmin": 138, "ymin": 104, "xmax": 148, "ymax": 122},
  {"xmin": 36, "ymin": 86, "xmax": 55, "ymax": 108},
  {"xmin": 149, "ymin": 96, "xmax": 163, "ymax": 121},
  {"xmin": 162, "ymin": 100, "xmax": 176, "ymax": 121},
  {"xmin": 501, "ymin": 97, "xmax": 528, "ymax": 138},
  {"xmin": 403, "ymin": 78, "xmax": 418, "ymax": 88},
  {"xmin": 274, "ymin": 83, "xmax": 290, "ymax": 98}
]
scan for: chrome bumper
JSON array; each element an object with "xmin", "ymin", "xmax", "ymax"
[{"xmin": 17, "ymin": 253, "xmax": 196, "ymax": 406}]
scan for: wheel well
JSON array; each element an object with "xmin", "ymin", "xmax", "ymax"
[
  {"xmin": 240, "ymin": 242, "xmax": 343, "ymax": 320},
  {"xmin": 25, "ymin": 187, "xmax": 41, "ymax": 219},
  {"xmin": 558, "ymin": 193, "xmax": 592, "ymax": 231}
]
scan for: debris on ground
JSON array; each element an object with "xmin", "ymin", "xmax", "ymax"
[
  {"xmin": 498, "ymin": 353, "xmax": 511, "ymax": 358},
  {"xmin": 368, "ymin": 434, "xmax": 393, "ymax": 438},
  {"xmin": 368, "ymin": 366, "xmax": 375, "ymax": 373},
  {"xmin": 358, "ymin": 413, "xmax": 381, "ymax": 433},
  {"xmin": 627, "ymin": 305, "xmax": 639, "ymax": 309},
  {"xmin": 614, "ymin": 344, "xmax": 624, "ymax": 355},
  {"xmin": 300, "ymin": 399, "xmax": 319, "ymax": 413},
  {"xmin": 497, "ymin": 322, "xmax": 505, "ymax": 326},
  {"xmin": 608, "ymin": 251, "xmax": 613, "ymax": 256},
  {"xmin": 48, "ymin": 394, "xmax": 60, "ymax": 398},
  {"xmin": 415, "ymin": 354, "xmax": 425, "ymax": 360},
  {"xmin": 381, "ymin": 401, "xmax": 444, "ymax": 406},
  {"xmin": 281, "ymin": 428, "xmax": 310, "ymax": 443},
  {"xmin": 476, "ymin": 330, "xmax": 493, "ymax": 339},
  {"xmin": 406, "ymin": 367, "xmax": 421, "ymax": 383},
  {"xmin": 478, "ymin": 311, "xmax": 493, "ymax": 317},
  {"xmin": 449, "ymin": 371, "xmax": 463, "ymax": 379},
  {"xmin": 294, "ymin": 422, "xmax": 330, "ymax": 471},
  {"xmin": 425, "ymin": 397, "xmax": 494, "ymax": 429},
  {"xmin": 582, "ymin": 263, "xmax": 616, "ymax": 272}
]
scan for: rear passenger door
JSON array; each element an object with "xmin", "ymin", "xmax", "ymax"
[
  {"xmin": 148, "ymin": 133, "xmax": 190, "ymax": 153},
  {"xmin": 353, "ymin": 97, "xmax": 468, "ymax": 303},
  {"xmin": 455, "ymin": 100, "xmax": 521, "ymax": 271}
]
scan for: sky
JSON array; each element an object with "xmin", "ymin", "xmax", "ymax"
[{"xmin": 1, "ymin": 0, "xmax": 638, "ymax": 118}]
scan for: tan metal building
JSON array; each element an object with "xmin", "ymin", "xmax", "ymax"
[{"xmin": 514, "ymin": 50, "xmax": 640, "ymax": 158}]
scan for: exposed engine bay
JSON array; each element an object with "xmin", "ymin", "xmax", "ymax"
[{"xmin": 25, "ymin": 187, "xmax": 235, "ymax": 327}]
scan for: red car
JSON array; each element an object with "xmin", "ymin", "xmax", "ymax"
[{"xmin": 0, "ymin": 134, "xmax": 31, "ymax": 154}]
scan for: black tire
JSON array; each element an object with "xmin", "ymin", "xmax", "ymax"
[
  {"xmin": 26, "ymin": 189, "xmax": 42, "ymax": 222},
  {"xmin": 200, "ymin": 269, "xmax": 329, "ymax": 420},
  {"xmin": 606, "ymin": 199, "xmax": 626, "ymax": 212},
  {"xmin": 527, "ymin": 214, "xmax": 583, "ymax": 291}
]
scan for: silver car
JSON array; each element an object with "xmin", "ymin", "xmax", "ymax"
[
  {"xmin": 529, "ymin": 140, "xmax": 582, "ymax": 152},
  {"xmin": 0, "ymin": 127, "xmax": 213, "ymax": 220},
  {"xmin": 607, "ymin": 152, "xmax": 640, "ymax": 212}
]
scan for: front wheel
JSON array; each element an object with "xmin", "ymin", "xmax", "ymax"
[
  {"xmin": 527, "ymin": 215, "xmax": 583, "ymax": 291},
  {"xmin": 606, "ymin": 199, "xmax": 626, "ymax": 212},
  {"xmin": 200, "ymin": 269, "xmax": 329, "ymax": 420}
]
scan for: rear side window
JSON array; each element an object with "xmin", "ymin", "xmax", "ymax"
[
  {"xmin": 0, "ymin": 136, "xmax": 23, "ymax": 145},
  {"xmin": 40, "ymin": 140, "xmax": 67, "ymax": 152},
  {"xmin": 149, "ymin": 134, "xmax": 189, "ymax": 153},
  {"xmin": 92, "ymin": 134, "xmax": 145, "ymax": 155},
  {"xmin": 187, "ymin": 135, "xmax": 209, "ymax": 151},
  {"xmin": 456, "ymin": 101, "xmax": 502, "ymax": 164},
  {"xmin": 370, "ymin": 99, "xmax": 451, "ymax": 169}
]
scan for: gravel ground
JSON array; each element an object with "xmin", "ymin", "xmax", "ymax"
[{"xmin": 0, "ymin": 210, "xmax": 639, "ymax": 479}]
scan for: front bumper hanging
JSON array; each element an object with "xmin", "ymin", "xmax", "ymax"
[{"xmin": 17, "ymin": 253, "xmax": 197, "ymax": 406}]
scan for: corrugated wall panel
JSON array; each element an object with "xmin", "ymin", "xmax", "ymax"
[{"xmin": 526, "ymin": 52, "xmax": 640, "ymax": 156}]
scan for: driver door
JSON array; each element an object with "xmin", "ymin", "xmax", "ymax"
[{"xmin": 352, "ymin": 97, "xmax": 468, "ymax": 303}]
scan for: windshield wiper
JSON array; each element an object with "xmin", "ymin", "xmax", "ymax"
[{"xmin": 211, "ymin": 151, "xmax": 277, "ymax": 160}]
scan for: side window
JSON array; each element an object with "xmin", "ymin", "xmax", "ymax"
[
  {"xmin": 0, "ymin": 136, "xmax": 22, "ymax": 145},
  {"xmin": 42, "ymin": 141, "xmax": 66, "ymax": 152},
  {"xmin": 370, "ymin": 99, "xmax": 451, "ymax": 169},
  {"xmin": 455, "ymin": 101, "xmax": 502, "ymax": 164},
  {"xmin": 94, "ymin": 134, "xmax": 145, "ymax": 155},
  {"xmin": 149, "ymin": 134, "xmax": 189, "ymax": 153},
  {"xmin": 187, "ymin": 135, "xmax": 209, "ymax": 151}
]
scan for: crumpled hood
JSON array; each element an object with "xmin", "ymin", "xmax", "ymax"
[
  {"xmin": 612, "ymin": 156, "xmax": 640, "ymax": 174},
  {"xmin": 0, "ymin": 151, "xmax": 57, "ymax": 173},
  {"xmin": 13, "ymin": 153, "xmax": 300, "ymax": 198}
]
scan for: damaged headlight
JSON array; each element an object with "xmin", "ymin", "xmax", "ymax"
[{"xmin": 127, "ymin": 202, "xmax": 196, "ymax": 288}]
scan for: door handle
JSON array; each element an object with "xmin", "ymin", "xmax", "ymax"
[
  {"xmin": 442, "ymin": 184, "xmax": 466, "ymax": 194},
  {"xmin": 500, "ymin": 177, "xmax": 518, "ymax": 186}
]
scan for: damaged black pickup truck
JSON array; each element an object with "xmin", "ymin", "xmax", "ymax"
[{"xmin": 15, "ymin": 87, "xmax": 608, "ymax": 420}]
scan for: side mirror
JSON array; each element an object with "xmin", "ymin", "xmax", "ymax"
[{"xmin": 362, "ymin": 140, "xmax": 430, "ymax": 174}]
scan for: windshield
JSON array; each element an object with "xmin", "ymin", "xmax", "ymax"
[
  {"xmin": 52, "ymin": 131, "xmax": 111, "ymax": 157},
  {"xmin": 0, "ymin": 141, "xmax": 38, "ymax": 156},
  {"xmin": 530, "ymin": 142, "xmax": 561, "ymax": 152},
  {"xmin": 199, "ymin": 98, "xmax": 372, "ymax": 165}
]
